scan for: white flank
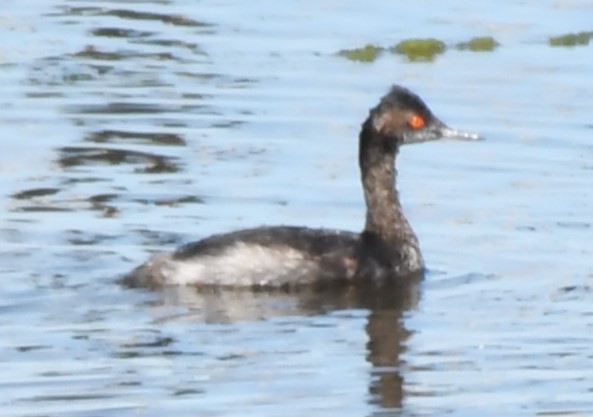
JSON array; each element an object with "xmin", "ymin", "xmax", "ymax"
[{"xmin": 159, "ymin": 242, "xmax": 318, "ymax": 287}]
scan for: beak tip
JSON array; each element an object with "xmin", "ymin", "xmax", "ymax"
[{"xmin": 442, "ymin": 127, "xmax": 482, "ymax": 141}]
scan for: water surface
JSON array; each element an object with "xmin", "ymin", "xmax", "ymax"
[{"xmin": 1, "ymin": 1, "xmax": 592, "ymax": 416}]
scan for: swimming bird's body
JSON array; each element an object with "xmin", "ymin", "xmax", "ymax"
[{"xmin": 122, "ymin": 85, "xmax": 478, "ymax": 289}]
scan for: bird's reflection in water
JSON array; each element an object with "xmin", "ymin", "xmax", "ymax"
[{"xmin": 153, "ymin": 273, "xmax": 422, "ymax": 412}]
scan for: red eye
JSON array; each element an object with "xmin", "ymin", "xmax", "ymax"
[{"xmin": 408, "ymin": 114, "xmax": 425, "ymax": 129}]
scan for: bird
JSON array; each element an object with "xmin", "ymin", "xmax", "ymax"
[{"xmin": 121, "ymin": 85, "xmax": 479, "ymax": 289}]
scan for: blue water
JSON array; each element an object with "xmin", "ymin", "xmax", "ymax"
[{"xmin": 1, "ymin": 1, "xmax": 592, "ymax": 416}]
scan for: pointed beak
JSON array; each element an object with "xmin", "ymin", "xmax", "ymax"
[
  {"xmin": 437, "ymin": 124, "xmax": 481, "ymax": 140},
  {"xmin": 404, "ymin": 117, "xmax": 481, "ymax": 144}
]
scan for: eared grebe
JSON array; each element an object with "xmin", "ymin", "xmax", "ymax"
[{"xmin": 122, "ymin": 85, "xmax": 479, "ymax": 289}]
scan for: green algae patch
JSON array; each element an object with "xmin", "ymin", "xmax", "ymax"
[
  {"xmin": 456, "ymin": 36, "xmax": 499, "ymax": 52},
  {"xmin": 338, "ymin": 44, "xmax": 383, "ymax": 62},
  {"xmin": 391, "ymin": 38, "xmax": 446, "ymax": 62},
  {"xmin": 549, "ymin": 31, "xmax": 593, "ymax": 47}
]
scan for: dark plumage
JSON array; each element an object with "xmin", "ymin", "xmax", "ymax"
[{"xmin": 121, "ymin": 85, "xmax": 478, "ymax": 289}]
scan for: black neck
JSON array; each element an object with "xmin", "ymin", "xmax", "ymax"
[{"xmin": 358, "ymin": 120, "xmax": 418, "ymax": 249}]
